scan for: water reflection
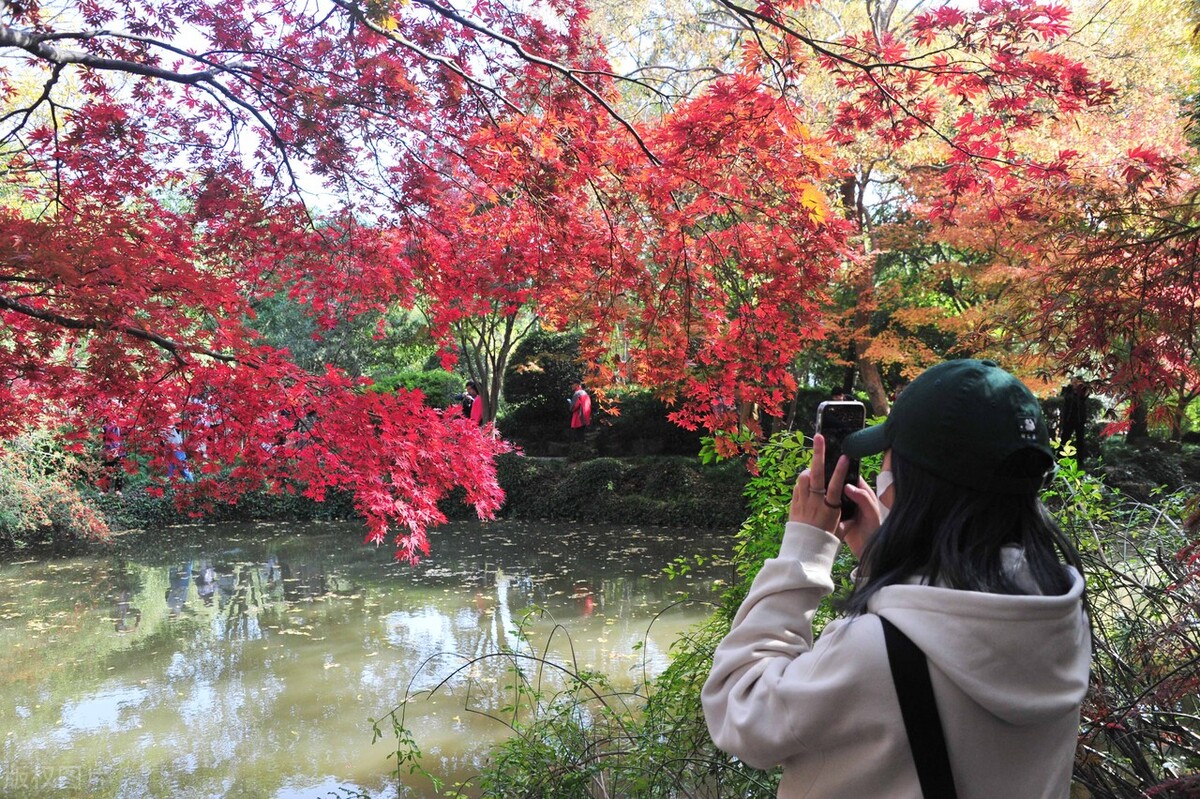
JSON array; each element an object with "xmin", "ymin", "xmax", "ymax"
[{"xmin": 0, "ymin": 520, "xmax": 732, "ymax": 798}]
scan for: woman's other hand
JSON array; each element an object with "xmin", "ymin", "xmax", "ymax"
[
  {"xmin": 789, "ymin": 433, "xmax": 846, "ymax": 533},
  {"xmin": 838, "ymin": 480, "xmax": 882, "ymax": 559}
]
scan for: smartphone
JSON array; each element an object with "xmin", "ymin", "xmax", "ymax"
[{"xmin": 815, "ymin": 400, "xmax": 866, "ymax": 519}]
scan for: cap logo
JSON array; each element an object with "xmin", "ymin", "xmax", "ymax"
[{"xmin": 1018, "ymin": 416, "xmax": 1038, "ymax": 441}]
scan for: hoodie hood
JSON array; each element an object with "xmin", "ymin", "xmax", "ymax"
[{"xmin": 868, "ymin": 556, "xmax": 1090, "ymax": 726}]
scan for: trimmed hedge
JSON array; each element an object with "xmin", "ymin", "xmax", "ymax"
[
  {"xmin": 484, "ymin": 453, "xmax": 748, "ymax": 529},
  {"xmin": 94, "ymin": 484, "xmax": 359, "ymax": 531},
  {"xmin": 95, "ymin": 455, "xmax": 749, "ymax": 534}
]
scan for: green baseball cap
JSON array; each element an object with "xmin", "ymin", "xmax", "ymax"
[{"xmin": 843, "ymin": 359, "xmax": 1054, "ymax": 494}]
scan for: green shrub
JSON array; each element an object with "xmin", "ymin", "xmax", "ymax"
[
  {"xmin": 1097, "ymin": 440, "xmax": 1190, "ymax": 497},
  {"xmin": 97, "ymin": 483, "xmax": 360, "ymax": 531},
  {"xmin": 499, "ymin": 331, "xmax": 704, "ymax": 458},
  {"xmin": 594, "ymin": 388, "xmax": 703, "ymax": 457},
  {"xmin": 503, "ymin": 329, "xmax": 584, "ymax": 409},
  {"xmin": 215, "ymin": 486, "xmax": 358, "ymax": 522},
  {"xmin": 0, "ymin": 431, "xmax": 110, "ymax": 547},
  {"xmin": 91, "ymin": 485, "xmax": 185, "ymax": 530},
  {"xmin": 499, "ymin": 329, "xmax": 584, "ymax": 451},
  {"xmin": 490, "ymin": 453, "xmax": 558, "ymax": 520},
  {"xmin": 369, "ymin": 369, "xmax": 464, "ymax": 409},
  {"xmin": 1044, "ymin": 459, "xmax": 1200, "ymax": 798},
  {"xmin": 472, "ymin": 455, "xmax": 748, "ymax": 530},
  {"xmin": 554, "ymin": 458, "xmax": 629, "ymax": 521},
  {"xmin": 374, "ymin": 607, "xmax": 774, "ymax": 799}
]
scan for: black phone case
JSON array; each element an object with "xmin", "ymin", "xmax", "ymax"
[{"xmin": 816, "ymin": 401, "xmax": 866, "ymax": 518}]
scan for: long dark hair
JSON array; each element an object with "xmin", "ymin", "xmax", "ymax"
[{"xmin": 840, "ymin": 450, "xmax": 1083, "ymax": 615}]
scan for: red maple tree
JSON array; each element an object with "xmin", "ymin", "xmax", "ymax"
[{"xmin": 0, "ymin": 0, "xmax": 1118, "ymax": 557}]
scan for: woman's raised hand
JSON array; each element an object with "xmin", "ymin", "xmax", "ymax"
[
  {"xmin": 789, "ymin": 433, "xmax": 846, "ymax": 532},
  {"xmin": 789, "ymin": 434, "xmax": 883, "ymax": 559}
]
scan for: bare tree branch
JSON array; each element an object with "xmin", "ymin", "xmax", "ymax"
[
  {"xmin": 0, "ymin": 292, "xmax": 237, "ymax": 364},
  {"xmin": 404, "ymin": 0, "xmax": 661, "ymax": 164}
]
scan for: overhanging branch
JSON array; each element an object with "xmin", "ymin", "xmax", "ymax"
[
  {"xmin": 0, "ymin": 293, "xmax": 238, "ymax": 364},
  {"xmin": 0, "ymin": 25, "xmax": 219, "ymax": 83}
]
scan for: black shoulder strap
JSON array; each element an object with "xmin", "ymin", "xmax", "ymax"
[{"xmin": 880, "ymin": 617, "xmax": 960, "ymax": 799}]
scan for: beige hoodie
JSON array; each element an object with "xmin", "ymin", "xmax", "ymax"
[{"xmin": 702, "ymin": 522, "xmax": 1090, "ymax": 799}]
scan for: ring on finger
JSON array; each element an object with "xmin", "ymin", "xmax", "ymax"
[
  {"xmin": 823, "ymin": 498, "xmax": 840, "ymax": 509},
  {"xmin": 809, "ymin": 488, "xmax": 826, "ymax": 495}
]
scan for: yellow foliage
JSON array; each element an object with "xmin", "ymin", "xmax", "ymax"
[{"xmin": 798, "ymin": 183, "xmax": 827, "ymax": 224}]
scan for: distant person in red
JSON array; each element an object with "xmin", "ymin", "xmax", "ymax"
[
  {"xmin": 569, "ymin": 381, "xmax": 592, "ymax": 442},
  {"xmin": 465, "ymin": 380, "xmax": 485, "ymax": 426}
]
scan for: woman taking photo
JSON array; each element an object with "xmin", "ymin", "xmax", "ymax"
[{"xmin": 703, "ymin": 359, "xmax": 1090, "ymax": 798}]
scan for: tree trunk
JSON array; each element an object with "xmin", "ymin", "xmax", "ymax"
[
  {"xmin": 783, "ymin": 383, "xmax": 801, "ymax": 432},
  {"xmin": 453, "ymin": 309, "xmax": 538, "ymax": 426},
  {"xmin": 840, "ymin": 348, "xmax": 857, "ymax": 396},
  {"xmin": 855, "ymin": 351, "xmax": 890, "ymax": 416},
  {"xmin": 1128, "ymin": 394, "xmax": 1150, "ymax": 442},
  {"xmin": 838, "ymin": 173, "xmax": 889, "ymax": 417},
  {"xmin": 1169, "ymin": 376, "xmax": 1197, "ymax": 443}
]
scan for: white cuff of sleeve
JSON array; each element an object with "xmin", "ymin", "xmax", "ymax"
[{"xmin": 778, "ymin": 521, "xmax": 840, "ymax": 572}]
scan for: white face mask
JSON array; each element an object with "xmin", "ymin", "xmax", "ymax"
[
  {"xmin": 876, "ymin": 469, "xmax": 894, "ymax": 500},
  {"xmin": 876, "ymin": 469, "xmax": 894, "ymax": 523}
]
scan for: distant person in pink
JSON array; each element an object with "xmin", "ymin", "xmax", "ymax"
[
  {"xmin": 466, "ymin": 380, "xmax": 485, "ymax": 426},
  {"xmin": 569, "ymin": 381, "xmax": 591, "ymax": 442}
]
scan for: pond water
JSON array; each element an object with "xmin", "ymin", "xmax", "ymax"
[{"xmin": 0, "ymin": 520, "xmax": 733, "ymax": 799}]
